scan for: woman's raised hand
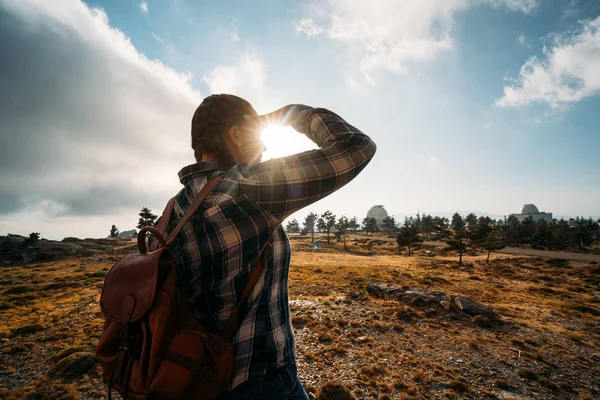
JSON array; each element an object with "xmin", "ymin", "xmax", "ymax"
[{"xmin": 258, "ymin": 105, "xmax": 302, "ymax": 127}]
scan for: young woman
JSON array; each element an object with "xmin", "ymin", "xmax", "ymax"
[{"xmin": 153, "ymin": 94, "xmax": 376, "ymax": 399}]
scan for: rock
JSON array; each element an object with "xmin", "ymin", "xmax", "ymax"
[
  {"xmin": 61, "ymin": 237, "xmax": 81, "ymax": 243},
  {"xmin": 440, "ymin": 300, "xmax": 451, "ymax": 311},
  {"xmin": 367, "ymin": 282, "xmax": 387, "ymax": 293},
  {"xmin": 366, "ymin": 281, "xmax": 496, "ymax": 319},
  {"xmin": 83, "ymin": 238, "xmax": 113, "ymax": 246},
  {"xmin": 79, "ymin": 241, "xmax": 110, "ymax": 250},
  {"xmin": 38, "ymin": 240, "xmax": 85, "ymax": 259},
  {"xmin": 452, "ymin": 296, "xmax": 493, "ymax": 317},
  {"xmin": 366, "ymin": 282, "xmax": 403, "ymax": 299},
  {"xmin": 472, "ymin": 315, "xmax": 492, "ymax": 328},
  {"xmin": 81, "ymin": 249, "xmax": 105, "ymax": 256},
  {"xmin": 117, "ymin": 229, "xmax": 137, "ymax": 237},
  {"xmin": 401, "ymin": 290, "xmax": 447, "ymax": 303},
  {"xmin": 1, "ymin": 234, "xmax": 126, "ymax": 264},
  {"xmin": 425, "ymin": 307, "xmax": 437, "ymax": 316},
  {"xmin": 114, "ymin": 236, "xmax": 133, "ymax": 241},
  {"xmin": 0, "ymin": 235, "xmax": 26, "ymax": 263}
]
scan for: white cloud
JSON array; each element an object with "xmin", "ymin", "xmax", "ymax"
[
  {"xmin": 216, "ymin": 19, "xmax": 242, "ymax": 43},
  {"xmin": 202, "ymin": 53, "xmax": 267, "ymax": 95},
  {"xmin": 484, "ymin": 0, "xmax": 537, "ymax": 13},
  {"xmin": 517, "ymin": 34, "xmax": 526, "ymax": 45},
  {"xmin": 496, "ymin": 17, "xmax": 600, "ymax": 109},
  {"xmin": 139, "ymin": 1, "xmax": 148, "ymax": 14},
  {"xmin": 228, "ymin": 29, "xmax": 240, "ymax": 42},
  {"xmin": 294, "ymin": 18, "xmax": 325, "ymax": 37},
  {"xmin": 151, "ymin": 32, "xmax": 164, "ymax": 44},
  {"xmin": 295, "ymin": 0, "xmax": 468, "ymax": 76},
  {"xmin": 295, "ymin": 0, "xmax": 536, "ymax": 81},
  {"xmin": 0, "ymin": 0, "xmax": 202, "ymax": 239},
  {"xmin": 201, "ymin": 53, "xmax": 283, "ymax": 116}
]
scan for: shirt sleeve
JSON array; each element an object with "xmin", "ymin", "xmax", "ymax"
[{"xmin": 238, "ymin": 106, "xmax": 377, "ymax": 221}]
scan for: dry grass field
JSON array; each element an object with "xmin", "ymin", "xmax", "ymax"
[{"xmin": 0, "ymin": 234, "xmax": 599, "ymax": 399}]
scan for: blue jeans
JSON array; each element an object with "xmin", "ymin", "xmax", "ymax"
[{"xmin": 219, "ymin": 364, "xmax": 310, "ymax": 400}]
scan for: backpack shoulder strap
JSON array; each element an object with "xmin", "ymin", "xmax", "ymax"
[
  {"xmin": 221, "ymin": 239, "xmax": 273, "ymax": 341},
  {"xmin": 152, "ymin": 197, "xmax": 176, "ymax": 248},
  {"xmin": 150, "ymin": 173, "xmax": 274, "ymax": 340},
  {"xmin": 149, "ymin": 175, "xmax": 222, "ymax": 251}
]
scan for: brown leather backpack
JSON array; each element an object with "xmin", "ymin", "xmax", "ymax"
[{"xmin": 95, "ymin": 176, "xmax": 272, "ymax": 399}]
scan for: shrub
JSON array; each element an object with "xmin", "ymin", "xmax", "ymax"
[{"xmin": 317, "ymin": 381, "xmax": 355, "ymax": 400}]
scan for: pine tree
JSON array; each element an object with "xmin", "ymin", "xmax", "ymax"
[
  {"xmin": 432, "ymin": 216, "xmax": 450, "ymax": 240},
  {"xmin": 468, "ymin": 216, "xmax": 492, "ymax": 251},
  {"xmin": 285, "ymin": 219, "xmax": 301, "ymax": 233},
  {"xmin": 335, "ymin": 216, "xmax": 351, "ymax": 251},
  {"xmin": 465, "ymin": 213, "xmax": 478, "ymax": 231},
  {"xmin": 503, "ymin": 215, "xmax": 521, "ymax": 246},
  {"xmin": 362, "ymin": 217, "xmax": 378, "ymax": 236},
  {"xmin": 382, "ymin": 216, "xmax": 397, "ymax": 234},
  {"xmin": 420, "ymin": 214, "xmax": 434, "ymax": 240},
  {"xmin": 481, "ymin": 229, "xmax": 505, "ymax": 264},
  {"xmin": 549, "ymin": 219, "xmax": 570, "ymax": 249},
  {"xmin": 19, "ymin": 232, "xmax": 41, "ymax": 250},
  {"xmin": 519, "ymin": 216, "xmax": 536, "ymax": 244},
  {"xmin": 571, "ymin": 217, "xmax": 599, "ymax": 250},
  {"xmin": 446, "ymin": 228, "xmax": 469, "ymax": 266},
  {"xmin": 396, "ymin": 217, "xmax": 422, "ymax": 256},
  {"xmin": 317, "ymin": 211, "xmax": 336, "ymax": 244},
  {"xmin": 349, "ymin": 217, "xmax": 360, "ymax": 234},
  {"xmin": 531, "ymin": 219, "xmax": 551, "ymax": 249},
  {"xmin": 110, "ymin": 225, "xmax": 119, "ymax": 238},
  {"xmin": 451, "ymin": 212, "xmax": 465, "ymax": 231},
  {"xmin": 302, "ymin": 212, "xmax": 318, "ymax": 242},
  {"xmin": 137, "ymin": 207, "xmax": 158, "ymax": 230}
]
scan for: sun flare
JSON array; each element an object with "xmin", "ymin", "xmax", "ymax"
[{"xmin": 260, "ymin": 125, "xmax": 317, "ymax": 161}]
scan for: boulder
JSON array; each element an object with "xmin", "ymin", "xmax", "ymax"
[
  {"xmin": 401, "ymin": 290, "xmax": 447, "ymax": 303},
  {"xmin": 366, "ymin": 282, "xmax": 495, "ymax": 318},
  {"xmin": 1, "ymin": 234, "xmax": 124, "ymax": 264},
  {"xmin": 83, "ymin": 238, "xmax": 113, "ymax": 246},
  {"xmin": 366, "ymin": 282, "xmax": 404, "ymax": 299},
  {"xmin": 117, "ymin": 229, "xmax": 137, "ymax": 237},
  {"xmin": 0, "ymin": 235, "xmax": 28, "ymax": 263},
  {"xmin": 451, "ymin": 296, "xmax": 493, "ymax": 317},
  {"xmin": 61, "ymin": 237, "xmax": 81, "ymax": 243},
  {"xmin": 37, "ymin": 240, "xmax": 85, "ymax": 259},
  {"xmin": 366, "ymin": 282, "xmax": 388, "ymax": 297},
  {"xmin": 79, "ymin": 241, "xmax": 111, "ymax": 251}
]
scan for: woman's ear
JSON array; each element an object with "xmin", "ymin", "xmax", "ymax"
[{"xmin": 226, "ymin": 126, "xmax": 241, "ymax": 147}]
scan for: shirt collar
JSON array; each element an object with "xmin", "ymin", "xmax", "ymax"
[{"xmin": 178, "ymin": 161, "xmax": 229, "ymax": 184}]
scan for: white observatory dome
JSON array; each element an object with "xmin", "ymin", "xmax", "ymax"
[
  {"xmin": 520, "ymin": 204, "xmax": 540, "ymax": 214},
  {"xmin": 367, "ymin": 205, "xmax": 388, "ymax": 219}
]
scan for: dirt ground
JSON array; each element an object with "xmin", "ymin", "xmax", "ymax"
[{"xmin": 0, "ymin": 235, "xmax": 599, "ymax": 399}]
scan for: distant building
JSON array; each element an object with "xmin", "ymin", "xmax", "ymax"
[
  {"xmin": 511, "ymin": 204, "xmax": 553, "ymax": 223},
  {"xmin": 367, "ymin": 205, "xmax": 388, "ymax": 229}
]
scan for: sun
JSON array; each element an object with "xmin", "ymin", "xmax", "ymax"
[{"xmin": 260, "ymin": 125, "xmax": 317, "ymax": 161}]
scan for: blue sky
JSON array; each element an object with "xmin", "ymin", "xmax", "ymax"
[{"xmin": 0, "ymin": 0, "xmax": 599, "ymax": 239}]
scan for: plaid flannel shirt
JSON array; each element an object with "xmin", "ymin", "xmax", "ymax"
[{"xmin": 150, "ymin": 105, "xmax": 376, "ymax": 390}]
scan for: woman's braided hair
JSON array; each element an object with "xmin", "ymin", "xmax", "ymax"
[{"xmin": 191, "ymin": 94, "xmax": 257, "ymax": 165}]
